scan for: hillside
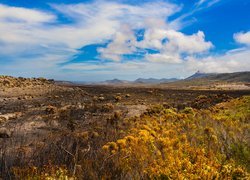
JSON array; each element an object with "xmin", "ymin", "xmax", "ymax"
[
  {"xmin": 205, "ymin": 71, "xmax": 250, "ymax": 82},
  {"xmin": 161, "ymin": 71, "xmax": 250, "ymax": 90},
  {"xmin": 186, "ymin": 71, "xmax": 250, "ymax": 83},
  {"xmin": 185, "ymin": 71, "xmax": 216, "ymax": 80}
]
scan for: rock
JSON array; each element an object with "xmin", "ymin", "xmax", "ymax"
[
  {"xmin": 0, "ymin": 128, "xmax": 11, "ymax": 138},
  {"xmin": 77, "ymin": 103, "xmax": 85, "ymax": 109},
  {"xmin": 49, "ymin": 120, "xmax": 59, "ymax": 127},
  {"xmin": 98, "ymin": 96, "xmax": 105, "ymax": 101},
  {"xmin": 0, "ymin": 116, "xmax": 7, "ymax": 123},
  {"xmin": 125, "ymin": 94, "xmax": 131, "ymax": 98},
  {"xmin": 93, "ymin": 96, "xmax": 98, "ymax": 101},
  {"xmin": 0, "ymin": 112, "xmax": 21, "ymax": 121},
  {"xmin": 147, "ymin": 90, "xmax": 154, "ymax": 94}
]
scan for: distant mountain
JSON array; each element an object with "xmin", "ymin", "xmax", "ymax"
[
  {"xmin": 135, "ymin": 78, "xmax": 179, "ymax": 84},
  {"xmin": 55, "ymin": 80, "xmax": 74, "ymax": 85},
  {"xmin": 185, "ymin": 71, "xmax": 216, "ymax": 80},
  {"xmin": 186, "ymin": 71, "xmax": 250, "ymax": 82},
  {"xmin": 103, "ymin": 79, "xmax": 130, "ymax": 84},
  {"xmin": 94, "ymin": 71, "xmax": 250, "ymax": 86},
  {"xmin": 99, "ymin": 78, "xmax": 179, "ymax": 85}
]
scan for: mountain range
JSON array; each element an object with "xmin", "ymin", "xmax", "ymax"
[
  {"xmin": 99, "ymin": 71, "xmax": 250, "ymax": 85},
  {"xmin": 100, "ymin": 78, "xmax": 179, "ymax": 85},
  {"xmin": 54, "ymin": 71, "xmax": 250, "ymax": 85}
]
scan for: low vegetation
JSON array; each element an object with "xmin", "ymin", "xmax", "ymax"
[
  {"xmin": 7, "ymin": 96, "xmax": 250, "ymax": 179},
  {"xmin": 100, "ymin": 96, "xmax": 249, "ymax": 179},
  {"xmin": 0, "ymin": 75, "xmax": 53, "ymax": 89},
  {"xmin": 0, "ymin": 76, "xmax": 249, "ymax": 179}
]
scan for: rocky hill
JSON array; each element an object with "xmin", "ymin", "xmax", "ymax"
[
  {"xmin": 185, "ymin": 71, "xmax": 215, "ymax": 80},
  {"xmin": 186, "ymin": 71, "xmax": 250, "ymax": 82}
]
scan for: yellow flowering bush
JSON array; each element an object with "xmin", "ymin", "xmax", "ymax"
[{"xmin": 102, "ymin": 96, "xmax": 250, "ymax": 179}]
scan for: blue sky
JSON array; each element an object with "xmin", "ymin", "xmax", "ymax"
[{"xmin": 0, "ymin": 0, "xmax": 249, "ymax": 81}]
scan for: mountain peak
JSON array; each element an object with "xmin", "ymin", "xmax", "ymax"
[
  {"xmin": 195, "ymin": 70, "xmax": 206, "ymax": 74},
  {"xmin": 186, "ymin": 71, "xmax": 211, "ymax": 80}
]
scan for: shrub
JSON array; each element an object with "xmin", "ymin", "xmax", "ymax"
[
  {"xmin": 114, "ymin": 95, "xmax": 122, "ymax": 102},
  {"xmin": 12, "ymin": 165, "xmax": 75, "ymax": 179}
]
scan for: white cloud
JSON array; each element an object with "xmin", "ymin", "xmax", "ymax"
[
  {"xmin": 138, "ymin": 28, "xmax": 168, "ymax": 50},
  {"xmin": 186, "ymin": 49, "xmax": 250, "ymax": 73},
  {"xmin": 97, "ymin": 24, "xmax": 212, "ymax": 62},
  {"xmin": 145, "ymin": 53, "xmax": 182, "ymax": 63},
  {"xmin": 164, "ymin": 30, "xmax": 213, "ymax": 54},
  {"xmin": 98, "ymin": 25, "xmax": 137, "ymax": 61},
  {"xmin": 141, "ymin": 30, "xmax": 212, "ymax": 63},
  {"xmin": 181, "ymin": 30, "xmax": 250, "ymax": 74},
  {"xmin": 234, "ymin": 31, "xmax": 250, "ymax": 45},
  {"xmin": 0, "ymin": 4, "xmax": 55, "ymax": 23}
]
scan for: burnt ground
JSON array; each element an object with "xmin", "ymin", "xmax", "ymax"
[
  {"xmin": 80, "ymin": 85, "xmax": 250, "ymax": 105},
  {"xmin": 0, "ymin": 84, "xmax": 250, "ymax": 178}
]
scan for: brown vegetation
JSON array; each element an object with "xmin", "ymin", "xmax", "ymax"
[{"xmin": 0, "ymin": 78, "xmax": 249, "ymax": 179}]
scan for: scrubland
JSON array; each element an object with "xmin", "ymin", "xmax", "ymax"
[{"xmin": 0, "ymin": 77, "xmax": 249, "ymax": 179}]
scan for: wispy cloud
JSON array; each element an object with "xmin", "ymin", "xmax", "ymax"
[
  {"xmin": 0, "ymin": 4, "xmax": 55, "ymax": 23},
  {"xmin": 195, "ymin": 0, "xmax": 221, "ymax": 8},
  {"xmin": 196, "ymin": 0, "xmax": 208, "ymax": 6}
]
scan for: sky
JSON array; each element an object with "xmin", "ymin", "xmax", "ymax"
[{"xmin": 0, "ymin": 0, "xmax": 249, "ymax": 81}]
